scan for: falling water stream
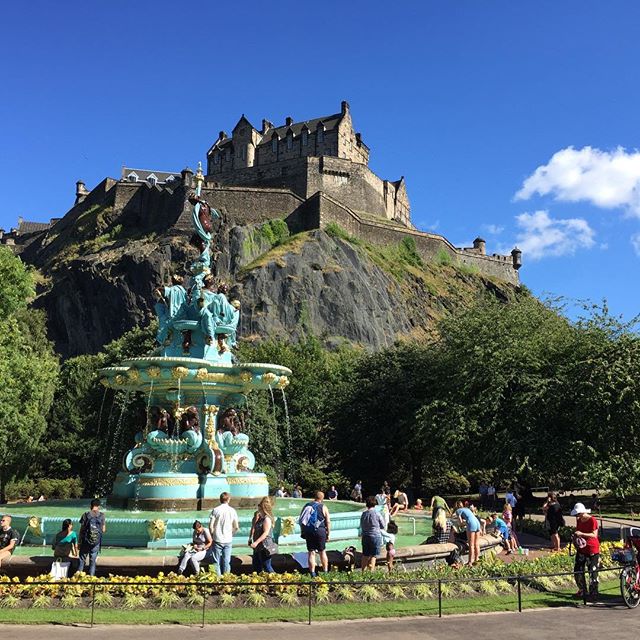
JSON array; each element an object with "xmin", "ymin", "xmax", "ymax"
[{"xmin": 280, "ymin": 388, "xmax": 293, "ymax": 481}]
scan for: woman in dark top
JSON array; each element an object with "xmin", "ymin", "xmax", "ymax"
[
  {"xmin": 543, "ymin": 492, "xmax": 565, "ymax": 552},
  {"xmin": 249, "ymin": 497, "xmax": 275, "ymax": 573}
]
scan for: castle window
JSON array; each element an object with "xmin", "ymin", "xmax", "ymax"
[
  {"xmin": 241, "ymin": 147, "xmax": 246, "ymax": 160},
  {"xmin": 214, "ymin": 153, "xmax": 220, "ymax": 164},
  {"xmin": 317, "ymin": 127, "xmax": 324, "ymax": 143},
  {"xmin": 127, "ymin": 172, "xmax": 139, "ymax": 182},
  {"xmin": 272, "ymin": 137, "xmax": 278, "ymax": 153},
  {"xmin": 287, "ymin": 132, "xmax": 293, "ymax": 150},
  {"xmin": 302, "ymin": 130, "xmax": 308, "ymax": 146},
  {"xmin": 166, "ymin": 175, "xmax": 175, "ymax": 182},
  {"xmin": 147, "ymin": 174, "xmax": 158, "ymax": 186}
]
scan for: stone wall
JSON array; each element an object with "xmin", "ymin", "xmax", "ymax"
[{"xmin": 315, "ymin": 193, "xmax": 520, "ymax": 285}]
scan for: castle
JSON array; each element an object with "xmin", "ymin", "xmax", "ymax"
[{"xmin": 2, "ymin": 101, "xmax": 522, "ymax": 284}]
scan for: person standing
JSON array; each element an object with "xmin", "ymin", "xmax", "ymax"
[
  {"xmin": 543, "ymin": 492, "xmax": 565, "ymax": 552},
  {"xmin": 455, "ymin": 501, "xmax": 481, "ymax": 566},
  {"xmin": 78, "ymin": 499, "xmax": 106, "ymax": 576},
  {"xmin": 249, "ymin": 497, "xmax": 276, "ymax": 573},
  {"xmin": 487, "ymin": 484, "xmax": 496, "ymax": 510},
  {"xmin": 571, "ymin": 502, "xmax": 600, "ymax": 599},
  {"xmin": 0, "ymin": 515, "xmax": 19, "ymax": 567},
  {"xmin": 209, "ymin": 492, "xmax": 239, "ymax": 575},
  {"xmin": 298, "ymin": 491, "xmax": 331, "ymax": 577},
  {"xmin": 352, "ymin": 480, "xmax": 363, "ymax": 502},
  {"xmin": 178, "ymin": 520, "xmax": 212, "ymax": 575},
  {"xmin": 479, "ymin": 482, "xmax": 488, "ymax": 509},
  {"xmin": 360, "ymin": 496, "xmax": 386, "ymax": 571}
]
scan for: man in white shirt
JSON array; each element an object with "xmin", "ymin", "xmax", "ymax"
[{"xmin": 209, "ymin": 492, "xmax": 239, "ymax": 575}]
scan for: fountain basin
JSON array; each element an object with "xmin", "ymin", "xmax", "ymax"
[{"xmin": 6, "ymin": 499, "xmax": 363, "ymax": 549}]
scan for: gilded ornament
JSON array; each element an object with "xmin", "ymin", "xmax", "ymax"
[
  {"xmin": 147, "ymin": 366, "xmax": 161, "ymax": 378},
  {"xmin": 99, "ymin": 377, "xmax": 110, "ymax": 387},
  {"xmin": 28, "ymin": 516, "xmax": 43, "ymax": 538},
  {"xmin": 239, "ymin": 371, "xmax": 252, "ymax": 383},
  {"xmin": 127, "ymin": 368, "xmax": 140, "ymax": 382},
  {"xmin": 114, "ymin": 374, "xmax": 126, "ymax": 385},
  {"xmin": 226, "ymin": 476, "xmax": 269, "ymax": 485},
  {"xmin": 195, "ymin": 367, "xmax": 209, "ymax": 381},
  {"xmin": 138, "ymin": 477, "xmax": 199, "ymax": 486},
  {"xmin": 262, "ymin": 372, "xmax": 277, "ymax": 385},
  {"xmin": 280, "ymin": 516, "xmax": 297, "ymax": 537},
  {"xmin": 277, "ymin": 375, "xmax": 290, "ymax": 389},
  {"xmin": 172, "ymin": 366, "xmax": 189, "ymax": 380},
  {"xmin": 204, "ymin": 404, "xmax": 219, "ymax": 417},
  {"xmin": 147, "ymin": 519, "xmax": 167, "ymax": 541}
]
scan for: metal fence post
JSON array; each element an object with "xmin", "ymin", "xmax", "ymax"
[
  {"xmin": 438, "ymin": 580, "xmax": 442, "ymax": 618},
  {"xmin": 90, "ymin": 582, "xmax": 96, "ymax": 628},
  {"xmin": 308, "ymin": 582, "xmax": 313, "ymax": 625},
  {"xmin": 516, "ymin": 576, "xmax": 521, "ymax": 612},
  {"xmin": 201, "ymin": 584, "xmax": 206, "ymax": 628}
]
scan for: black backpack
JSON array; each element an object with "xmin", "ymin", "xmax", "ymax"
[{"xmin": 82, "ymin": 512, "xmax": 102, "ymax": 546}]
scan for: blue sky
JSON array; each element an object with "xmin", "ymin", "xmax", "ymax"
[{"xmin": 1, "ymin": 1, "xmax": 639, "ymax": 322}]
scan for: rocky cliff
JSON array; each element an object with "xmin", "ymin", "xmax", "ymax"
[{"xmin": 22, "ymin": 206, "xmax": 522, "ymax": 358}]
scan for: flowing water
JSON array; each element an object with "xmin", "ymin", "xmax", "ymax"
[{"xmin": 281, "ymin": 388, "xmax": 293, "ymax": 481}]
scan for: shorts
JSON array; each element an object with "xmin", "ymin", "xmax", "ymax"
[
  {"xmin": 305, "ymin": 529, "xmax": 327, "ymax": 552},
  {"xmin": 466, "ymin": 519, "xmax": 481, "ymax": 533},
  {"xmin": 362, "ymin": 534, "xmax": 382, "ymax": 557},
  {"xmin": 549, "ymin": 524, "xmax": 560, "ymax": 535}
]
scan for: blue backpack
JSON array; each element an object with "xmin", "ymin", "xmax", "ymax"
[
  {"xmin": 82, "ymin": 512, "xmax": 103, "ymax": 546},
  {"xmin": 299, "ymin": 502, "xmax": 324, "ymax": 532}
]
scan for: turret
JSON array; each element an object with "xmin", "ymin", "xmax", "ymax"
[
  {"xmin": 75, "ymin": 180, "xmax": 89, "ymax": 205},
  {"xmin": 473, "ymin": 237, "xmax": 486, "ymax": 255},
  {"xmin": 511, "ymin": 247, "xmax": 522, "ymax": 270},
  {"xmin": 181, "ymin": 166, "xmax": 194, "ymax": 188}
]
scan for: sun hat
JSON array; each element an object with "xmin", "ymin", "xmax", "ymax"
[{"xmin": 570, "ymin": 502, "xmax": 591, "ymax": 516}]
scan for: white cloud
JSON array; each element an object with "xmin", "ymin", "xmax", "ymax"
[
  {"xmin": 516, "ymin": 146, "xmax": 640, "ymax": 216},
  {"xmin": 514, "ymin": 210, "xmax": 595, "ymax": 260},
  {"xmin": 483, "ymin": 224, "xmax": 504, "ymax": 235},
  {"xmin": 632, "ymin": 233, "xmax": 640, "ymax": 256}
]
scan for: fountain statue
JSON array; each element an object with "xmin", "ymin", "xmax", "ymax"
[{"xmin": 99, "ymin": 163, "xmax": 291, "ymax": 510}]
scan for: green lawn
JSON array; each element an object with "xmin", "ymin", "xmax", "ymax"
[{"xmin": 0, "ymin": 579, "xmax": 622, "ymax": 625}]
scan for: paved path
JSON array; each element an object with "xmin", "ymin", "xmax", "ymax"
[{"xmin": 1, "ymin": 606, "xmax": 639, "ymax": 640}]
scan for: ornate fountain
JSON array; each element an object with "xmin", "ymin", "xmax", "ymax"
[{"xmin": 99, "ymin": 164, "xmax": 291, "ymax": 510}]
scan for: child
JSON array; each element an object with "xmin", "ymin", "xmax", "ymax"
[{"xmin": 385, "ymin": 541, "xmax": 396, "ymax": 572}]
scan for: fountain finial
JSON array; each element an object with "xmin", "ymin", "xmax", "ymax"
[{"xmin": 195, "ymin": 162, "xmax": 205, "ymax": 190}]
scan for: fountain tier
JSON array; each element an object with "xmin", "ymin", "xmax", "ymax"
[{"xmin": 99, "ymin": 356, "xmax": 291, "ymax": 510}]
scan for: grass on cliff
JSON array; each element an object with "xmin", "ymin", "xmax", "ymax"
[{"xmin": 239, "ymin": 231, "xmax": 312, "ymax": 274}]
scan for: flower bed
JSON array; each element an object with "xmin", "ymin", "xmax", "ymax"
[{"xmin": 0, "ymin": 547, "xmax": 619, "ymax": 610}]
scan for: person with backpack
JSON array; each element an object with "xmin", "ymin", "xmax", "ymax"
[
  {"xmin": 298, "ymin": 490, "xmax": 331, "ymax": 577},
  {"xmin": 78, "ymin": 499, "xmax": 106, "ymax": 576}
]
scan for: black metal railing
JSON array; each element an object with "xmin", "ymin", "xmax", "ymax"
[{"xmin": 6, "ymin": 565, "xmax": 624, "ymax": 627}]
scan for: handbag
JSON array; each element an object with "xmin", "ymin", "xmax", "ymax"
[
  {"xmin": 260, "ymin": 538, "xmax": 278, "ymax": 557},
  {"xmin": 50, "ymin": 560, "xmax": 70, "ymax": 580}
]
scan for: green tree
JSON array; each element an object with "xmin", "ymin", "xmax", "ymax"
[{"xmin": 0, "ymin": 249, "xmax": 58, "ymax": 502}]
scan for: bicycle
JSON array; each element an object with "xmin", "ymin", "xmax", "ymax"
[{"xmin": 611, "ymin": 527, "xmax": 640, "ymax": 608}]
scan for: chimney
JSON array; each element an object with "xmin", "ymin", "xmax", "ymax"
[
  {"xmin": 75, "ymin": 180, "xmax": 89, "ymax": 205},
  {"xmin": 472, "ymin": 237, "xmax": 486, "ymax": 255},
  {"xmin": 341, "ymin": 100, "xmax": 350, "ymax": 115},
  {"xmin": 285, "ymin": 116, "xmax": 293, "ymax": 126},
  {"xmin": 511, "ymin": 247, "xmax": 522, "ymax": 270},
  {"xmin": 261, "ymin": 119, "xmax": 273, "ymax": 134}
]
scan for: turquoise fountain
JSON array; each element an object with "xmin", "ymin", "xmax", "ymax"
[
  {"xmin": 11, "ymin": 165, "xmax": 363, "ymax": 549},
  {"xmin": 99, "ymin": 163, "xmax": 291, "ymax": 511}
]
